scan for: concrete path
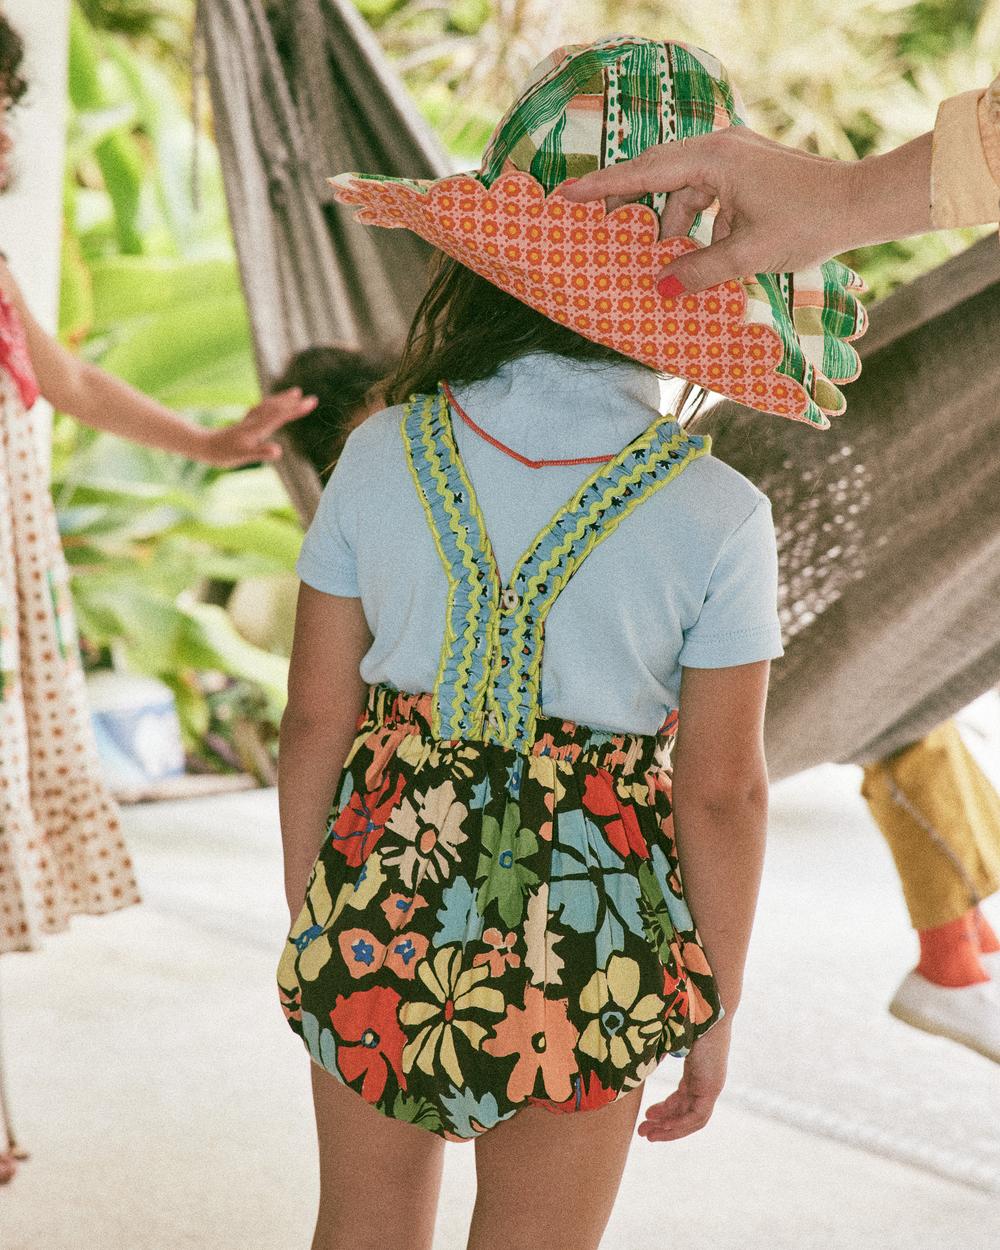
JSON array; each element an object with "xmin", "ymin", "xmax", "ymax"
[{"xmin": 3, "ymin": 759, "xmax": 999, "ymax": 1248}]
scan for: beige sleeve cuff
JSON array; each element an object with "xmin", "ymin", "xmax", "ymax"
[{"xmin": 930, "ymin": 85, "xmax": 1000, "ymax": 228}]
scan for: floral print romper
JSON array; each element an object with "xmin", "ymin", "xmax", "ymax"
[{"xmin": 277, "ymin": 386, "xmax": 723, "ymax": 1141}]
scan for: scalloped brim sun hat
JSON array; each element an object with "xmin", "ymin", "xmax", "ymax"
[{"xmin": 331, "ymin": 35, "xmax": 868, "ymax": 428}]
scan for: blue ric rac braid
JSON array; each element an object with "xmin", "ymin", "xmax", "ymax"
[{"xmin": 400, "ymin": 390, "xmax": 500, "ymax": 739}]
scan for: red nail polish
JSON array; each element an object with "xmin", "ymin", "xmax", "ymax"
[{"xmin": 656, "ymin": 274, "xmax": 686, "ymax": 298}]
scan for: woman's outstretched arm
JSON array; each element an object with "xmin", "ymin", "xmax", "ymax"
[
  {"xmin": 563, "ymin": 76, "xmax": 1000, "ymax": 292},
  {"xmin": 0, "ymin": 257, "xmax": 317, "ymax": 465}
]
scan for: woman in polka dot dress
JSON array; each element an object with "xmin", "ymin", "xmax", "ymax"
[{"xmin": 0, "ymin": 17, "xmax": 316, "ymax": 959}]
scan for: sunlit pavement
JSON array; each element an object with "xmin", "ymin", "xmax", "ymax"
[{"xmin": 4, "ymin": 738, "xmax": 1000, "ymax": 1248}]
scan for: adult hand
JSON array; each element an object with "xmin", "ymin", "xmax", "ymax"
[
  {"xmin": 562, "ymin": 126, "xmax": 933, "ymax": 293},
  {"xmin": 636, "ymin": 1017, "xmax": 731, "ymax": 1142},
  {"xmin": 198, "ymin": 387, "xmax": 319, "ymax": 468}
]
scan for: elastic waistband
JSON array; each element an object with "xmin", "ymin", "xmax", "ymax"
[{"xmin": 359, "ymin": 683, "xmax": 675, "ymax": 775}]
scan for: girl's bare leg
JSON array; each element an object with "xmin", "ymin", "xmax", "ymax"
[
  {"xmin": 466, "ymin": 1083, "xmax": 644, "ymax": 1250},
  {"xmin": 309, "ymin": 1064, "xmax": 445, "ymax": 1250}
]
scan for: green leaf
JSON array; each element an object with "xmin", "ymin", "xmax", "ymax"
[
  {"xmin": 95, "ymin": 292, "xmax": 256, "ymax": 406},
  {"xmin": 447, "ymin": 0, "xmax": 489, "ymax": 35},
  {"xmin": 59, "ymin": 231, "xmax": 95, "ymax": 342},
  {"xmin": 172, "ymin": 516, "xmax": 302, "ymax": 567},
  {"xmin": 89, "ymin": 256, "xmax": 242, "ymax": 327},
  {"xmin": 179, "ymin": 601, "xmax": 288, "ymax": 718},
  {"xmin": 198, "ymin": 467, "xmax": 296, "ymax": 521},
  {"xmin": 354, "ymin": 0, "xmax": 405, "ymax": 24}
]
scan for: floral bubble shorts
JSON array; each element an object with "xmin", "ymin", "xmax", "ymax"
[{"xmin": 277, "ymin": 683, "xmax": 722, "ymax": 1141}]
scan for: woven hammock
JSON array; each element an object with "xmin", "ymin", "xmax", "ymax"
[{"xmin": 198, "ymin": 0, "xmax": 1000, "ymax": 781}]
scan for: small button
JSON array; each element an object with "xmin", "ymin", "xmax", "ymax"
[{"xmin": 501, "ymin": 588, "xmax": 520, "ymax": 613}]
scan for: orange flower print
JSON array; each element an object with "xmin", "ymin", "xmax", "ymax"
[
  {"xmin": 330, "ymin": 771, "xmax": 406, "ymax": 867},
  {"xmin": 381, "ymin": 890, "xmax": 429, "ymax": 932},
  {"xmin": 338, "ymin": 927, "xmax": 430, "ymax": 980},
  {"xmin": 482, "ymin": 986, "xmax": 579, "ymax": 1103},
  {"xmin": 529, "ymin": 1070, "xmax": 618, "ymax": 1115},
  {"xmin": 473, "ymin": 927, "xmax": 521, "ymax": 977},
  {"xmin": 582, "ymin": 769, "xmax": 650, "ymax": 860}
]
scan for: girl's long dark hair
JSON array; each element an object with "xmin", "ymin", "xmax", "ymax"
[{"xmin": 382, "ymin": 253, "xmax": 707, "ymax": 424}]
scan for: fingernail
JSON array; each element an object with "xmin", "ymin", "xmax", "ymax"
[{"xmin": 657, "ymin": 274, "xmax": 686, "ymax": 298}]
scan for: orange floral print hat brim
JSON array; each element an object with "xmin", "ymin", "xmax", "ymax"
[{"xmin": 330, "ymin": 36, "xmax": 868, "ymax": 428}]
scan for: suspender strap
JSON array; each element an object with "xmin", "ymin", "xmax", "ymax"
[
  {"xmin": 492, "ymin": 417, "xmax": 709, "ymax": 748},
  {"xmin": 402, "ymin": 391, "xmax": 499, "ymax": 740}
]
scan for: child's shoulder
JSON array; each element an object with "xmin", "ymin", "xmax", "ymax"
[
  {"xmin": 676, "ymin": 444, "xmax": 772, "ymax": 532},
  {"xmin": 336, "ymin": 403, "xmax": 409, "ymax": 468}
]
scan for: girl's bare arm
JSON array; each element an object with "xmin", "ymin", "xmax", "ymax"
[
  {"xmin": 0, "ymin": 258, "xmax": 316, "ymax": 466},
  {"xmin": 670, "ymin": 660, "xmax": 770, "ymax": 1016},
  {"xmin": 278, "ymin": 585, "xmax": 372, "ymax": 915},
  {"xmin": 639, "ymin": 659, "xmax": 770, "ymax": 1142}
]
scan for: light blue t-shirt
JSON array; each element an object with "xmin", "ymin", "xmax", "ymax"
[{"xmin": 296, "ymin": 352, "xmax": 784, "ymax": 736}]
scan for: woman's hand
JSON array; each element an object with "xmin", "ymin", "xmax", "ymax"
[
  {"xmin": 196, "ymin": 387, "xmax": 318, "ymax": 467},
  {"xmin": 561, "ymin": 126, "xmax": 934, "ymax": 293},
  {"xmin": 637, "ymin": 1017, "xmax": 732, "ymax": 1142}
]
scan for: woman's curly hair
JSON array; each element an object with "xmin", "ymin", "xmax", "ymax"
[{"xmin": 0, "ymin": 15, "xmax": 27, "ymax": 109}]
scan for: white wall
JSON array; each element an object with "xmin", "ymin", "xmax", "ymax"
[{"xmin": 0, "ymin": 0, "xmax": 70, "ymax": 462}]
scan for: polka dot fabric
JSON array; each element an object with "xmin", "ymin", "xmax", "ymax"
[
  {"xmin": 0, "ymin": 356, "xmax": 140, "ymax": 956},
  {"xmin": 333, "ymin": 170, "xmax": 856, "ymax": 427}
]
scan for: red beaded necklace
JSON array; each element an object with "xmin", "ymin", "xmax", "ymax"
[{"xmin": 442, "ymin": 381, "xmax": 613, "ymax": 469}]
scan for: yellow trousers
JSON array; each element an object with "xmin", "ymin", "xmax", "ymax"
[{"xmin": 861, "ymin": 720, "xmax": 1000, "ymax": 931}]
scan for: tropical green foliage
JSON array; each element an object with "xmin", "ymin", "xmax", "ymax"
[{"xmin": 59, "ymin": 1, "xmax": 293, "ymax": 761}]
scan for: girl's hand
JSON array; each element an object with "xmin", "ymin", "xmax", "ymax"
[
  {"xmin": 197, "ymin": 387, "xmax": 318, "ymax": 467},
  {"xmin": 637, "ymin": 1016, "xmax": 732, "ymax": 1142}
]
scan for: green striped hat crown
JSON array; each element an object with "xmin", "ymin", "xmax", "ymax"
[{"xmin": 479, "ymin": 37, "xmax": 744, "ymax": 216}]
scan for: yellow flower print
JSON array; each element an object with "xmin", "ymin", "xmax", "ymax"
[
  {"xmin": 526, "ymin": 754, "xmax": 572, "ymax": 806},
  {"xmin": 334, "ymin": 851, "xmax": 386, "ymax": 916},
  {"xmin": 280, "ymin": 858, "xmax": 336, "ymax": 985},
  {"xmin": 396, "ymin": 736, "xmax": 479, "ymax": 780},
  {"xmin": 383, "ymin": 780, "xmax": 469, "ymax": 889},
  {"xmin": 619, "ymin": 778, "xmax": 652, "ymax": 808},
  {"xmin": 396, "ymin": 733, "xmax": 436, "ymax": 770},
  {"xmin": 399, "ymin": 945, "xmax": 505, "ymax": 1085},
  {"xmin": 577, "ymin": 954, "xmax": 663, "ymax": 1069},
  {"xmin": 436, "ymin": 742, "xmax": 479, "ymax": 780},
  {"xmin": 282, "ymin": 853, "xmax": 388, "ymax": 987}
]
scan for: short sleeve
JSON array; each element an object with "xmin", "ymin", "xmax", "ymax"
[
  {"xmin": 679, "ymin": 496, "xmax": 784, "ymax": 669},
  {"xmin": 295, "ymin": 433, "xmax": 362, "ymax": 597}
]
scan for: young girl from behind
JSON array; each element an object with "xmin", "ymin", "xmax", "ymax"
[{"xmin": 276, "ymin": 35, "xmax": 866, "ymax": 1250}]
